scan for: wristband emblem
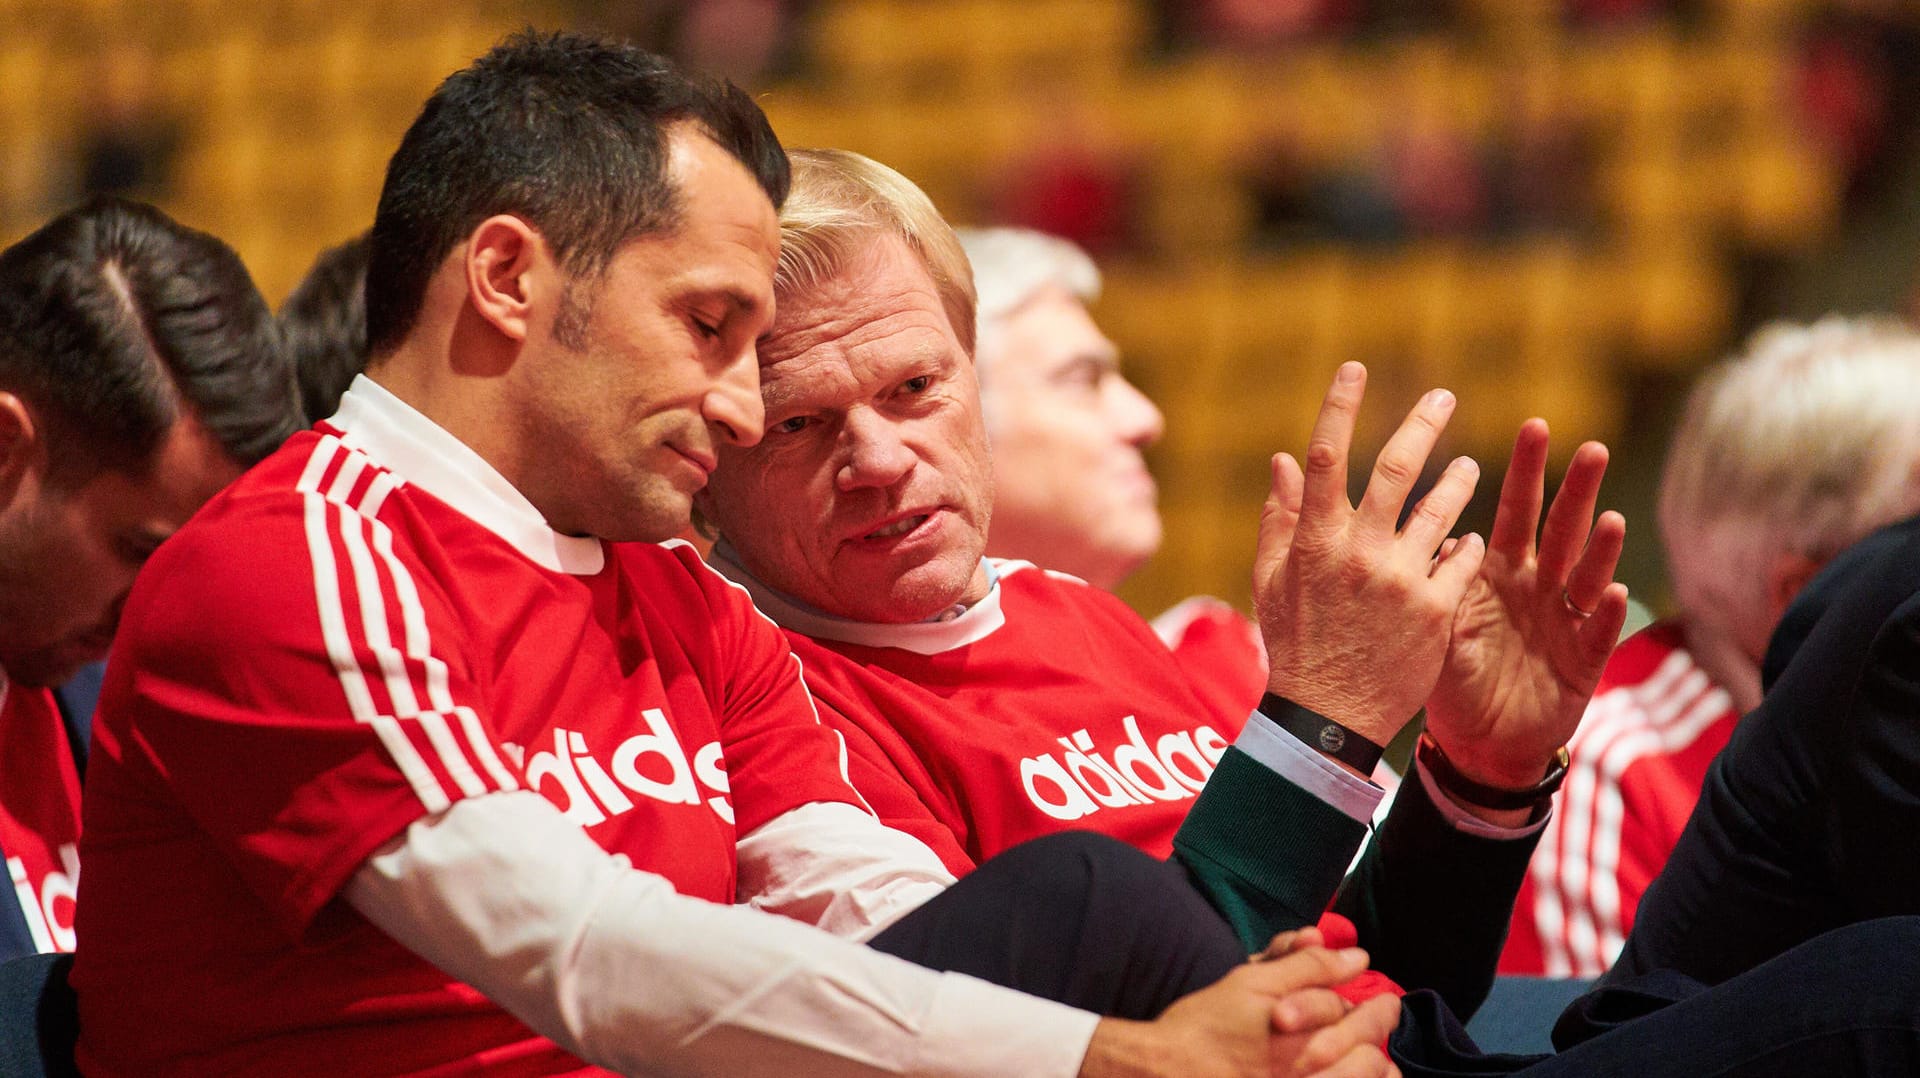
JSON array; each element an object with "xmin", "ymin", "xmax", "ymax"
[{"xmin": 1258, "ymin": 692, "xmax": 1384, "ymax": 774}]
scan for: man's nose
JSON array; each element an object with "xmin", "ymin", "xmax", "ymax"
[
  {"xmin": 705, "ymin": 346, "xmax": 766, "ymax": 447},
  {"xmin": 1114, "ymin": 377, "xmax": 1165, "ymax": 448},
  {"xmin": 836, "ymin": 408, "xmax": 915, "ymax": 492}
]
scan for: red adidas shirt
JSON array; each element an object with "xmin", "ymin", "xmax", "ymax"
[
  {"xmin": 715, "ymin": 556, "xmax": 1246, "ymax": 874},
  {"xmin": 0, "ymin": 678, "xmax": 82, "ymax": 956},
  {"xmin": 1499, "ymin": 620, "xmax": 1740, "ymax": 976},
  {"xmin": 1151, "ymin": 597, "xmax": 1268, "ymax": 730},
  {"xmin": 73, "ymin": 383, "xmax": 860, "ymax": 1076},
  {"xmin": 715, "ymin": 555, "xmax": 1402, "ymax": 1013}
]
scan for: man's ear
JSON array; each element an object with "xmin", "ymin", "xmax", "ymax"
[
  {"xmin": 0, "ymin": 393, "xmax": 44, "ymax": 513},
  {"xmin": 1765, "ymin": 550, "xmax": 1824, "ymax": 626},
  {"xmin": 464, "ymin": 215, "xmax": 557, "ymax": 344}
]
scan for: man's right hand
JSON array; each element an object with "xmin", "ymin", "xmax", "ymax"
[
  {"xmin": 1253, "ymin": 361, "xmax": 1484, "ymax": 753},
  {"xmin": 1077, "ymin": 947, "xmax": 1402, "ymax": 1078}
]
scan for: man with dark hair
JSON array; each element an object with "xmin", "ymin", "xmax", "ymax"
[
  {"xmin": 361, "ymin": 31, "xmax": 788, "ymax": 359},
  {"xmin": 73, "ymin": 32, "xmax": 1399, "ymax": 1078},
  {"xmin": 0, "ymin": 195, "xmax": 296, "ymax": 962},
  {"xmin": 280, "ymin": 232, "xmax": 370, "ymax": 424}
]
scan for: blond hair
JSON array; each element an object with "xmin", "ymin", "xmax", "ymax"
[
  {"xmin": 776, "ymin": 148, "xmax": 977, "ymax": 354},
  {"xmin": 1660, "ymin": 315, "xmax": 1920, "ymax": 652}
]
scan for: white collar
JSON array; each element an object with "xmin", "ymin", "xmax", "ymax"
[
  {"xmin": 708, "ymin": 544, "xmax": 1024, "ymax": 656},
  {"xmin": 326, "ymin": 375, "xmax": 606, "ymax": 576}
]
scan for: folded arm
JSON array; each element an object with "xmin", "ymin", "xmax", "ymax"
[{"xmin": 345, "ymin": 790, "xmax": 1097, "ymax": 1078}]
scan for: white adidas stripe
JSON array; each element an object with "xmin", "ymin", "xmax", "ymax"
[
  {"xmin": 1531, "ymin": 646, "xmax": 1730, "ymax": 975},
  {"xmin": 1564, "ymin": 671, "xmax": 1708, "ymax": 972},
  {"xmin": 296, "ymin": 435, "xmax": 516, "ymax": 812},
  {"xmin": 1581, "ymin": 679, "xmax": 1731, "ymax": 968}
]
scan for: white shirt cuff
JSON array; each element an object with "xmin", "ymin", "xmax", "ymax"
[{"xmin": 1234, "ymin": 710, "xmax": 1385, "ymax": 825}]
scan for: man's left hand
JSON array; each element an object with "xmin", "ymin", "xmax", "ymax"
[{"xmin": 1423, "ymin": 419, "xmax": 1629, "ymax": 800}]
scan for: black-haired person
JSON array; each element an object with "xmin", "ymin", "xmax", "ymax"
[
  {"xmin": 72, "ymin": 32, "xmax": 1402, "ymax": 1078},
  {"xmin": 279, "ymin": 232, "xmax": 370, "ymax": 425},
  {"xmin": 0, "ymin": 196, "xmax": 298, "ymax": 962}
]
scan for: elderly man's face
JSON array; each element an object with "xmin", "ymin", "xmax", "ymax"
[
  {"xmin": 980, "ymin": 286, "xmax": 1164, "ymax": 590},
  {"xmin": 700, "ymin": 235, "xmax": 993, "ymax": 623}
]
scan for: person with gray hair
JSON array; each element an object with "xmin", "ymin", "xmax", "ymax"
[
  {"xmin": 961, "ymin": 227, "xmax": 1161, "ymax": 590},
  {"xmin": 700, "ymin": 145, "xmax": 1641, "ymax": 1027},
  {"xmin": 1501, "ymin": 315, "xmax": 1920, "ymax": 978},
  {"xmin": 958, "ymin": 226, "xmax": 1270, "ymax": 725},
  {"xmin": 695, "ymin": 151, "xmax": 1920, "ymax": 1076}
]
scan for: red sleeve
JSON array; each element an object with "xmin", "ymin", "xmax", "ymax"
[
  {"xmin": 1156, "ymin": 598, "xmax": 1268, "ymax": 729},
  {"xmin": 808, "ymin": 692, "xmax": 977, "ymax": 877},
  {"xmin": 109, "ymin": 480, "xmax": 520, "ymax": 940},
  {"xmin": 677, "ymin": 545, "xmax": 866, "ymax": 836}
]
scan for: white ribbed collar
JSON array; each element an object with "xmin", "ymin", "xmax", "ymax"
[
  {"xmin": 326, "ymin": 375, "xmax": 606, "ymax": 576},
  {"xmin": 708, "ymin": 543, "xmax": 1023, "ymax": 656}
]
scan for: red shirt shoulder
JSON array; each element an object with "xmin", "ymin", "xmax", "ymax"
[{"xmin": 1152, "ymin": 596, "xmax": 1268, "ymax": 726}]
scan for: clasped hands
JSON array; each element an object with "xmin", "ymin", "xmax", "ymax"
[
  {"xmin": 1081, "ymin": 926, "xmax": 1402, "ymax": 1078},
  {"xmin": 1254, "ymin": 362, "xmax": 1629, "ymax": 815}
]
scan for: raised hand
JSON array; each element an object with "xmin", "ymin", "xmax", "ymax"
[
  {"xmin": 1423, "ymin": 418, "xmax": 1629, "ymax": 796},
  {"xmin": 1255, "ymin": 362, "xmax": 1486, "ymax": 752}
]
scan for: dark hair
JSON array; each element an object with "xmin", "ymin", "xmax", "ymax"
[
  {"xmin": 365, "ymin": 29, "xmax": 789, "ymax": 355},
  {"xmin": 280, "ymin": 232, "xmax": 369, "ymax": 424},
  {"xmin": 0, "ymin": 197, "xmax": 299, "ymax": 478}
]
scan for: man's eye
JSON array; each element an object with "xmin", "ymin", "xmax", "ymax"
[
  {"xmin": 772, "ymin": 416, "xmax": 811, "ymax": 434},
  {"xmin": 690, "ymin": 315, "xmax": 722, "ymax": 340},
  {"xmin": 901, "ymin": 375, "xmax": 932, "ymax": 394},
  {"xmin": 1061, "ymin": 363, "xmax": 1104, "ymax": 390}
]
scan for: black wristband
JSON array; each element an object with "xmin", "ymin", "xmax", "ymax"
[
  {"xmin": 1416, "ymin": 732, "xmax": 1569, "ymax": 812},
  {"xmin": 1258, "ymin": 692, "xmax": 1384, "ymax": 774}
]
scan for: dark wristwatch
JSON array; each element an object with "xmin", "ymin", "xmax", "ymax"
[{"xmin": 1416, "ymin": 732, "xmax": 1569, "ymax": 811}]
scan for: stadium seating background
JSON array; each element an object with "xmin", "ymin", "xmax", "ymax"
[{"xmin": 3, "ymin": 0, "xmax": 1911, "ymax": 620}]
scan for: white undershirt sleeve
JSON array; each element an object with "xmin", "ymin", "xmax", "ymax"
[
  {"xmin": 735, "ymin": 800, "xmax": 956, "ymax": 940},
  {"xmin": 344, "ymin": 791, "xmax": 1099, "ymax": 1078}
]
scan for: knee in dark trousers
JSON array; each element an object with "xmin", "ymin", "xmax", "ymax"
[
  {"xmin": 1394, "ymin": 915, "xmax": 1920, "ymax": 1078},
  {"xmin": 870, "ymin": 831, "xmax": 1246, "ymax": 1019}
]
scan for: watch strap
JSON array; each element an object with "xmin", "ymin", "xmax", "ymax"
[
  {"xmin": 1416, "ymin": 732, "xmax": 1569, "ymax": 811},
  {"xmin": 1258, "ymin": 692, "xmax": 1384, "ymax": 775}
]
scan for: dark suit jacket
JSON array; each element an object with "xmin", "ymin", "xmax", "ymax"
[{"xmin": 1608, "ymin": 514, "xmax": 1920, "ymax": 986}]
